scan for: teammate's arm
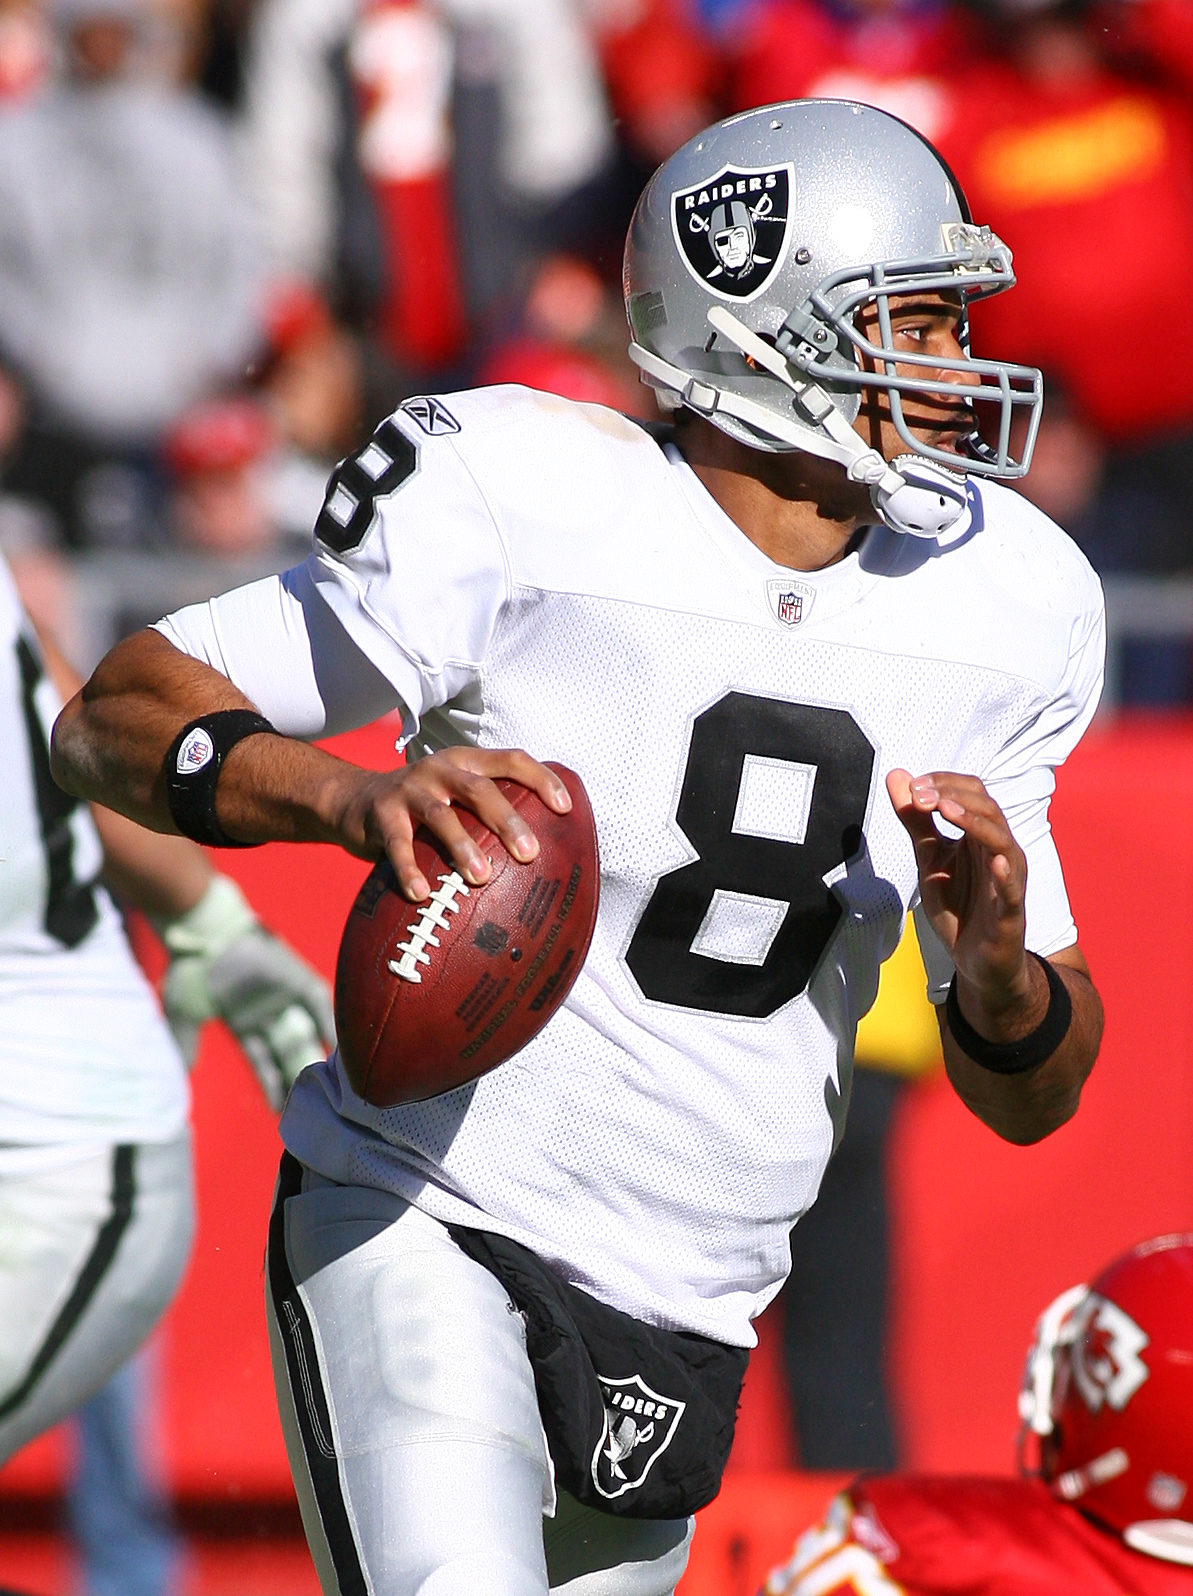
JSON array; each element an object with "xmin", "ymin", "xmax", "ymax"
[
  {"xmin": 51, "ymin": 626, "xmax": 571, "ymax": 904},
  {"xmin": 39, "ymin": 624, "xmax": 335, "ymax": 1101},
  {"xmin": 36, "ymin": 624, "xmax": 214, "ymax": 916},
  {"xmin": 887, "ymin": 768, "xmax": 1103, "ymax": 1145}
]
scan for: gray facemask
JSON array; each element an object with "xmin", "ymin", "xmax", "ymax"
[{"xmin": 623, "ymin": 99, "xmax": 1043, "ymax": 538}]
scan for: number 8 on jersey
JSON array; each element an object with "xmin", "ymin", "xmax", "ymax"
[{"xmin": 626, "ymin": 692, "xmax": 875, "ymax": 1019}]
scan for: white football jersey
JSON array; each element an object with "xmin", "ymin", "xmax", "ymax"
[
  {"xmin": 158, "ymin": 388, "xmax": 1104, "ymax": 1346},
  {"xmin": 0, "ymin": 560, "xmax": 188, "ymax": 1173}
]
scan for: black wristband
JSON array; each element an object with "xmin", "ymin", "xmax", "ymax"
[
  {"xmin": 165, "ymin": 710, "xmax": 276, "ymax": 848},
  {"xmin": 944, "ymin": 953, "xmax": 1072, "ymax": 1075}
]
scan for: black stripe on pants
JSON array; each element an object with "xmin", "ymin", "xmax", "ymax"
[
  {"xmin": 267, "ymin": 1153, "xmax": 367, "ymax": 1596},
  {"xmin": 0, "ymin": 1144, "xmax": 135, "ymax": 1422}
]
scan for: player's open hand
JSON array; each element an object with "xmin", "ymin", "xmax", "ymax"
[
  {"xmin": 335, "ymin": 746, "xmax": 572, "ymax": 902},
  {"xmin": 886, "ymin": 768, "xmax": 1034, "ymax": 1010}
]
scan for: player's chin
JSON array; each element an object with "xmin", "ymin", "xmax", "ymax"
[
  {"xmin": 904, "ymin": 422, "xmax": 971, "ymax": 459},
  {"xmin": 874, "ymin": 404, "xmax": 972, "ymax": 458}
]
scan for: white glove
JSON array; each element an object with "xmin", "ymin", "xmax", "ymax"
[{"xmin": 160, "ymin": 875, "xmax": 336, "ymax": 1111}]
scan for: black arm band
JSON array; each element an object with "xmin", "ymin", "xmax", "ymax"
[
  {"xmin": 944, "ymin": 953, "xmax": 1072, "ymax": 1075},
  {"xmin": 164, "ymin": 710, "xmax": 276, "ymax": 848}
]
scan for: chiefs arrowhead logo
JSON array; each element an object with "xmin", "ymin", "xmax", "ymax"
[{"xmin": 1070, "ymin": 1293, "xmax": 1150, "ymax": 1413}]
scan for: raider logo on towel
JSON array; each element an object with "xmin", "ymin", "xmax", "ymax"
[
  {"xmin": 591, "ymin": 1373, "xmax": 686, "ymax": 1500},
  {"xmin": 671, "ymin": 164, "xmax": 794, "ymax": 302}
]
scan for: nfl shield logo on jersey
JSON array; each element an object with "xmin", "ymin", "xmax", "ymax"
[
  {"xmin": 766, "ymin": 577, "xmax": 815, "ymax": 628},
  {"xmin": 671, "ymin": 164, "xmax": 794, "ymax": 302},
  {"xmin": 591, "ymin": 1374, "xmax": 686, "ymax": 1500}
]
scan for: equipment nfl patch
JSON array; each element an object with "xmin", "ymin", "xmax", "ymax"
[
  {"xmin": 591, "ymin": 1373, "xmax": 686, "ymax": 1500},
  {"xmin": 671, "ymin": 163, "xmax": 794, "ymax": 302},
  {"xmin": 766, "ymin": 576, "xmax": 815, "ymax": 628}
]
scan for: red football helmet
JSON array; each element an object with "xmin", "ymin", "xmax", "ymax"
[{"xmin": 1019, "ymin": 1235, "xmax": 1193, "ymax": 1565}]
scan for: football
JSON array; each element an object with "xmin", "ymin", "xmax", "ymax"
[{"xmin": 334, "ymin": 764, "xmax": 599, "ymax": 1107}]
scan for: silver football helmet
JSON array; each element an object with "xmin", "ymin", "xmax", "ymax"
[{"xmin": 623, "ymin": 99, "xmax": 1043, "ymax": 537}]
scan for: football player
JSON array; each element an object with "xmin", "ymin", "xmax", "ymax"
[
  {"xmin": 52, "ymin": 101, "xmax": 1105, "ymax": 1595},
  {"xmin": 762, "ymin": 1234, "xmax": 1193, "ymax": 1596},
  {"xmin": 0, "ymin": 552, "xmax": 334, "ymax": 1468}
]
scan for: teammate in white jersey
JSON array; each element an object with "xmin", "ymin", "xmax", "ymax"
[
  {"xmin": 0, "ymin": 553, "xmax": 334, "ymax": 1480},
  {"xmin": 52, "ymin": 102, "xmax": 1105, "ymax": 1595}
]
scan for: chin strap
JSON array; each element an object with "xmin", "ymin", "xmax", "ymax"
[
  {"xmin": 871, "ymin": 454, "xmax": 970, "ymax": 539},
  {"xmin": 629, "ymin": 307, "xmax": 973, "ymax": 540}
]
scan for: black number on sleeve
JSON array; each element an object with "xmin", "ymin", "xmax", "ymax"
[
  {"xmin": 315, "ymin": 418, "xmax": 417, "ymax": 555},
  {"xmin": 16, "ymin": 636, "xmax": 99, "ymax": 949},
  {"xmin": 625, "ymin": 692, "xmax": 875, "ymax": 1018}
]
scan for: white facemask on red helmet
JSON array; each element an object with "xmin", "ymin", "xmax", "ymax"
[{"xmin": 1019, "ymin": 1236, "xmax": 1193, "ymax": 1566}]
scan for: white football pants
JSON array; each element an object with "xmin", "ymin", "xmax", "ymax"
[
  {"xmin": 266, "ymin": 1162, "xmax": 694, "ymax": 1596},
  {"xmin": 0, "ymin": 1131, "xmax": 195, "ymax": 1464}
]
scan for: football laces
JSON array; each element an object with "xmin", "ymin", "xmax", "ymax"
[{"xmin": 389, "ymin": 872, "xmax": 471, "ymax": 984}]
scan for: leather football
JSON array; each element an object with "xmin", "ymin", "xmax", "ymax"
[{"xmin": 335, "ymin": 764, "xmax": 599, "ymax": 1106}]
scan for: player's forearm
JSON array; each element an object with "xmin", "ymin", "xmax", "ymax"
[
  {"xmin": 940, "ymin": 957, "xmax": 1103, "ymax": 1145},
  {"xmin": 51, "ymin": 628, "xmax": 371, "ymax": 850},
  {"xmin": 52, "ymin": 629, "xmax": 251, "ymax": 825}
]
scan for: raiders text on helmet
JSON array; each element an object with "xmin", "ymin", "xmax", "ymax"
[{"xmin": 623, "ymin": 100, "xmax": 1044, "ymax": 539}]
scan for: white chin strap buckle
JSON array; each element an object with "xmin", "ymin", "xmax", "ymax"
[
  {"xmin": 863, "ymin": 454, "xmax": 971, "ymax": 539},
  {"xmin": 633, "ymin": 318, "xmax": 974, "ymax": 541}
]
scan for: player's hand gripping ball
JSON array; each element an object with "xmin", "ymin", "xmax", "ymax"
[{"xmin": 335, "ymin": 764, "xmax": 599, "ymax": 1106}]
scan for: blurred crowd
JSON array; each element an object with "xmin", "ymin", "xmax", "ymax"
[
  {"xmin": 0, "ymin": 0, "xmax": 1191, "ymax": 696},
  {"xmin": 0, "ymin": 6, "xmax": 1188, "ymax": 1568}
]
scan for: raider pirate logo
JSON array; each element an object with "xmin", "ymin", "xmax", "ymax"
[
  {"xmin": 591, "ymin": 1374, "xmax": 685, "ymax": 1500},
  {"xmin": 671, "ymin": 163, "xmax": 794, "ymax": 302}
]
